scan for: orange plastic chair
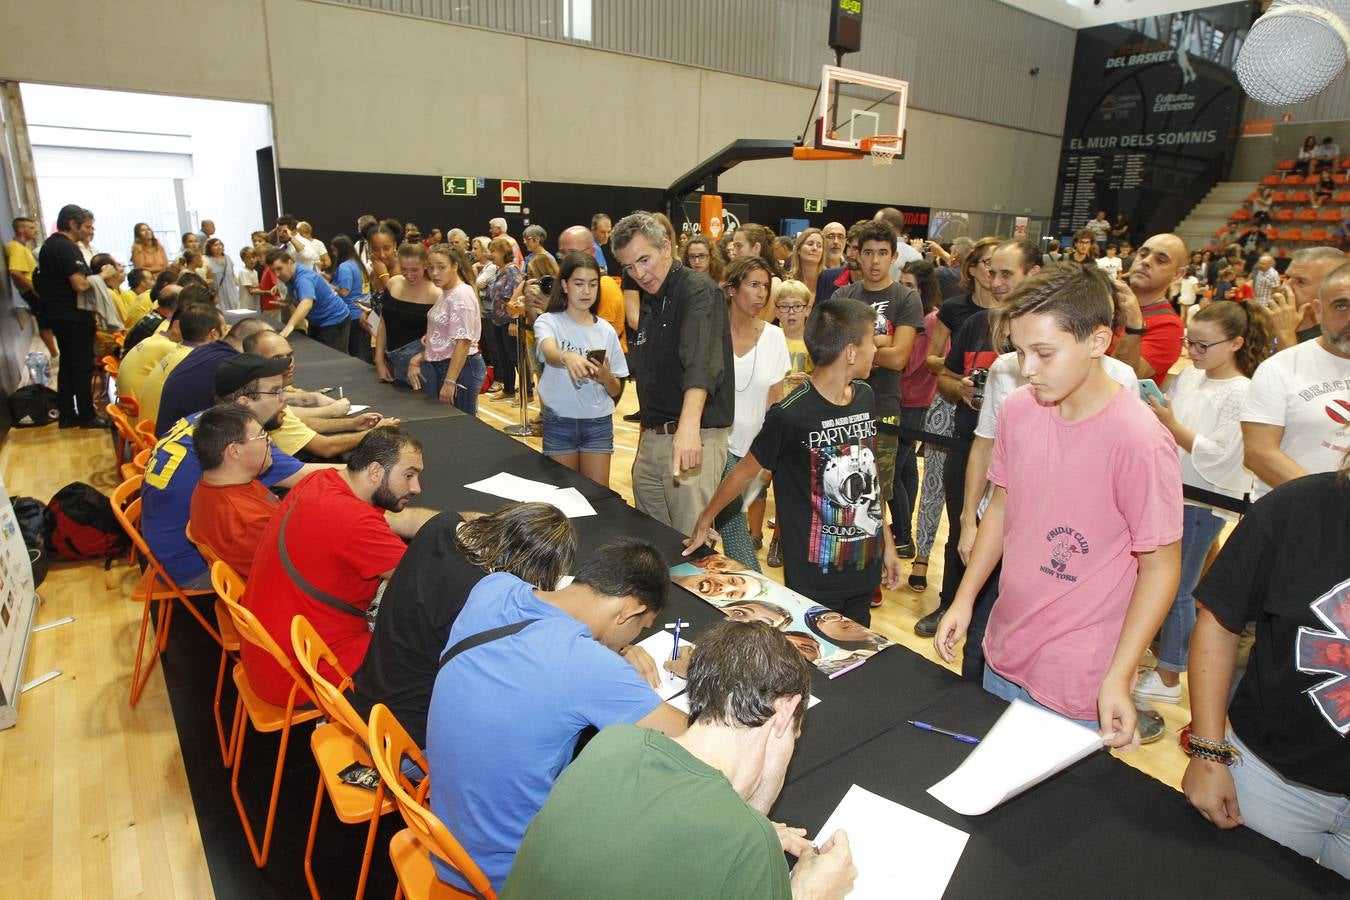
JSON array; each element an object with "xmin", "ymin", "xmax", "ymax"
[
  {"xmin": 367, "ymin": 704, "xmax": 496, "ymax": 900},
  {"xmin": 186, "ymin": 523, "xmax": 243, "ymax": 767},
  {"xmin": 119, "ymin": 446, "xmax": 153, "ymax": 483},
  {"xmin": 1307, "ymin": 228, "xmax": 1329, "ymax": 243},
  {"xmin": 292, "ymin": 616, "xmax": 396, "ymax": 900},
  {"xmin": 1319, "ymin": 208, "xmax": 1343, "ymax": 221},
  {"xmin": 1274, "ymin": 209, "xmax": 1295, "ymax": 222},
  {"xmin": 106, "ymin": 402, "xmax": 138, "ymax": 464},
  {"xmin": 1271, "ymin": 190, "xmax": 1288, "ymax": 204},
  {"xmin": 1290, "ymin": 191, "xmax": 1311, "ymax": 204},
  {"xmin": 1275, "ymin": 159, "xmax": 1295, "ymax": 171},
  {"xmin": 1335, "ymin": 192, "xmax": 1350, "ymax": 204},
  {"xmin": 1297, "ymin": 209, "xmax": 1318, "ymax": 222},
  {"xmin": 212, "ymin": 561, "xmax": 323, "ymax": 869},
  {"xmin": 1260, "ymin": 174, "xmax": 1281, "ymax": 186},
  {"xmin": 134, "ymin": 419, "xmax": 158, "ymax": 452},
  {"xmin": 1279, "ymin": 227, "xmax": 1304, "ymax": 242},
  {"xmin": 111, "ymin": 477, "xmax": 221, "ymax": 706},
  {"xmin": 1230, "ymin": 208, "xmax": 1251, "ymax": 221}
]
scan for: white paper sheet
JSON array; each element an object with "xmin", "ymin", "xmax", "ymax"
[
  {"xmin": 633, "ymin": 632, "xmax": 694, "ymax": 701},
  {"xmin": 927, "ymin": 699, "xmax": 1104, "ymax": 816},
  {"xmin": 464, "ymin": 472, "xmax": 564, "ymax": 504},
  {"xmin": 346, "ymin": 404, "xmax": 370, "ymax": 414},
  {"xmin": 813, "ymin": 785, "xmax": 968, "ymax": 900},
  {"xmin": 544, "ymin": 486, "xmax": 596, "ymax": 518}
]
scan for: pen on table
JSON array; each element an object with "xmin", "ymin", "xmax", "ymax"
[
  {"xmin": 908, "ymin": 720, "xmax": 980, "ymax": 745},
  {"xmin": 338, "ymin": 386, "xmax": 344, "ymax": 399},
  {"xmin": 670, "ymin": 619, "xmax": 682, "ymax": 662}
]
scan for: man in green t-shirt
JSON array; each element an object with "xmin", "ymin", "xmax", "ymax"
[{"xmin": 502, "ymin": 620, "xmax": 857, "ymax": 899}]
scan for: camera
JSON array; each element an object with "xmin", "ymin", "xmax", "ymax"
[
  {"xmin": 537, "ymin": 275, "xmax": 555, "ymax": 296},
  {"xmin": 969, "ymin": 367, "xmax": 990, "ymax": 410}
]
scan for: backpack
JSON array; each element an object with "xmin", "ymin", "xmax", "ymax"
[
  {"xmin": 47, "ymin": 482, "xmax": 129, "ymax": 561},
  {"xmin": 8, "ymin": 384, "xmax": 60, "ymax": 427},
  {"xmin": 9, "ymin": 496, "xmax": 51, "ymax": 587}
]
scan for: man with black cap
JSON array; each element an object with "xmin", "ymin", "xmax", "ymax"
[{"xmin": 142, "ymin": 353, "xmax": 330, "ymax": 590}]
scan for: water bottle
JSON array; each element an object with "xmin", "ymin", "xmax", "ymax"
[{"xmin": 26, "ymin": 351, "xmax": 51, "ymax": 386}]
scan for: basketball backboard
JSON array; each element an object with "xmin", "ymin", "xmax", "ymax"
[{"xmin": 797, "ymin": 65, "xmax": 909, "ymax": 161}]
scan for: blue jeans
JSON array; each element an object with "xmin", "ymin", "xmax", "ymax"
[
  {"xmin": 540, "ymin": 408, "xmax": 614, "ymax": 455},
  {"xmin": 1158, "ymin": 504, "xmax": 1226, "ymax": 673},
  {"xmin": 888, "ymin": 405, "xmax": 927, "ymax": 545},
  {"xmin": 420, "ymin": 353, "xmax": 486, "ymax": 415},
  {"xmin": 1230, "ymin": 730, "xmax": 1350, "ymax": 877},
  {"xmin": 983, "ymin": 665, "xmax": 1099, "ymax": 730}
]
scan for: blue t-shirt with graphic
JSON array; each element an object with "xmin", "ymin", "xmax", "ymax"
[{"xmin": 532, "ymin": 312, "xmax": 628, "ymax": 419}]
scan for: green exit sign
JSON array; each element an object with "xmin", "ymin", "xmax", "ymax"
[
  {"xmin": 442, "ymin": 176, "xmax": 477, "ymax": 197},
  {"xmin": 804, "ymin": 198, "xmax": 826, "ymax": 213}
]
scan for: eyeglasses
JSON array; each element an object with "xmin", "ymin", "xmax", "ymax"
[
  {"xmin": 271, "ymin": 352, "xmax": 294, "ymax": 365},
  {"xmin": 775, "ymin": 303, "xmax": 807, "ymax": 313},
  {"xmin": 249, "ymin": 387, "xmax": 288, "ymax": 399},
  {"xmin": 975, "ymin": 258, "xmax": 993, "ymax": 269},
  {"xmin": 238, "ymin": 431, "xmax": 271, "ymax": 445},
  {"xmin": 686, "ymin": 252, "xmax": 709, "ymax": 261},
  {"xmin": 1183, "ymin": 336, "xmax": 1233, "ymax": 354}
]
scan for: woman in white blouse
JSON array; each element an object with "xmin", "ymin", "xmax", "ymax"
[
  {"xmin": 1136, "ymin": 300, "xmax": 1275, "ymax": 703},
  {"xmin": 716, "ymin": 255, "xmax": 790, "ymax": 572}
]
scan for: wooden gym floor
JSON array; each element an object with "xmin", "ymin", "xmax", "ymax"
[{"xmin": 0, "ymin": 378, "xmax": 1200, "ymax": 899}]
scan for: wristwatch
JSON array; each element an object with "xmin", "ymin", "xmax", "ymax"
[{"xmin": 1123, "ymin": 324, "xmax": 1147, "ymax": 336}]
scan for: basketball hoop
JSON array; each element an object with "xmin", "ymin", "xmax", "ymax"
[{"xmin": 862, "ymin": 135, "xmax": 901, "ymax": 166}]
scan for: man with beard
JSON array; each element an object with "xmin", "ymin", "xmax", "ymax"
[
  {"xmin": 142, "ymin": 354, "xmax": 329, "ymax": 590},
  {"xmin": 1242, "ymin": 261, "xmax": 1350, "ymax": 497},
  {"xmin": 240, "ymin": 426, "xmax": 437, "ymax": 706},
  {"xmin": 815, "ymin": 221, "xmax": 867, "ymax": 301}
]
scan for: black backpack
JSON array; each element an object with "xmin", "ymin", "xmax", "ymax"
[
  {"xmin": 8, "ymin": 384, "xmax": 59, "ymax": 428},
  {"xmin": 9, "ymin": 496, "xmax": 51, "ymax": 587},
  {"xmin": 47, "ymin": 482, "xmax": 129, "ymax": 561}
]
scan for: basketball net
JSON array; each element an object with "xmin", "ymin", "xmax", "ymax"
[{"xmin": 867, "ymin": 136, "xmax": 900, "ymax": 167}]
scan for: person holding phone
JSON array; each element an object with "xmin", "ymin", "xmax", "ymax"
[
  {"xmin": 1135, "ymin": 300, "xmax": 1274, "ymax": 704},
  {"xmin": 534, "ymin": 252, "xmax": 627, "ymax": 487}
]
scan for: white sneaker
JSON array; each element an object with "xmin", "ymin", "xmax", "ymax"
[{"xmin": 1132, "ymin": 668, "xmax": 1181, "ymax": 704}]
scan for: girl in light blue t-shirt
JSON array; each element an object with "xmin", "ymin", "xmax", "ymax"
[{"xmin": 534, "ymin": 252, "xmax": 628, "ymax": 488}]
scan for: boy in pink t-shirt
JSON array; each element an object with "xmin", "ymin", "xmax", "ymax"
[{"xmin": 935, "ymin": 264, "xmax": 1182, "ymax": 748}]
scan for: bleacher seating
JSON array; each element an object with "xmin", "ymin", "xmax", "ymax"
[{"xmin": 1213, "ymin": 156, "xmax": 1349, "ymax": 255}]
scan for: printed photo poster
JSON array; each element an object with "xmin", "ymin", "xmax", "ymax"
[{"xmin": 671, "ymin": 553, "xmax": 894, "ymax": 678}]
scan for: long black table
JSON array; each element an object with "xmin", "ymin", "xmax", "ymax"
[
  {"xmin": 287, "ymin": 335, "xmax": 466, "ymax": 424},
  {"xmin": 157, "ymin": 340, "xmax": 1342, "ymax": 898}
]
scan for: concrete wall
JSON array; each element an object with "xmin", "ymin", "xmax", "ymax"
[{"xmin": 0, "ymin": 0, "xmax": 1063, "ymax": 220}]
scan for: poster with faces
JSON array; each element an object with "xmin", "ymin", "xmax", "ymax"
[{"xmin": 671, "ymin": 553, "xmax": 893, "ymax": 678}]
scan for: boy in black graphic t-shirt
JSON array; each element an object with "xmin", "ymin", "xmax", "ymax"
[{"xmin": 686, "ymin": 298, "xmax": 903, "ymax": 625}]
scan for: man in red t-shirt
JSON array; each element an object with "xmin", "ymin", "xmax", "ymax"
[
  {"xmin": 240, "ymin": 427, "xmax": 438, "ymax": 706},
  {"xmin": 189, "ymin": 404, "xmax": 281, "ymax": 577},
  {"xmin": 1110, "ymin": 233, "xmax": 1186, "ymax": 387}
]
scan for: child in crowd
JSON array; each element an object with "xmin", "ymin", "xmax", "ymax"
[
  {"xmin": 408, "ymin": 244, "xmax": 485, "ymax": 414},
  {"xmin": 764, "ymin": 279, "xmax": 813, "ymax": 566},
  {"xmin": 1226, "ymin": 271, "xmax": 1253, "ymax": 304},
  {"xmin": 686, "ymin": 297, "xmax": 902, "ymax": 626},
  {"xmin": 1096, "ymin": 244, "xmax": 1122, "ymax": 279},
  {"xmin": 238, "ymin": 246, "xmax": 261, "ymax": 310},
  {"xmin": 1176, "ymin": 264, "xmax": 1200, "ymax": 323},
  {"xmin": 532, "ymin": 252, "xmax": 627, "ymax": 488},
  {"xmin": 1135, "ymin": 301, "xmax": 1272, "ymax": 703},
  {"xmin": 934, "ymin": 265, "xmax": 1182, "ymax": 745}
]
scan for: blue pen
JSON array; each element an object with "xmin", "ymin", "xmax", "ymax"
[
  {"xmin": 908, "ymin": 719, "xmax": 980, "ymax": 745},
  {"xmin": 670, "ymin": 619, "xmax": 683, "ymax": 662}
]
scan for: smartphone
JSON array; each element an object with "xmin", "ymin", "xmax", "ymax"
[
  {"xmin": 586, "ymin": 349, "xmax": 606, "ymax": 366},
  {"xmin": 1138, "ymin": 379, "xmax": 1166, "ymax": 406}
]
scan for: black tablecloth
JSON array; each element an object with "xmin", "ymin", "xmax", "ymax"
[
  {"xmin": 288, "ymin": 336, "xmax": 465, "ymax": 423},
  {"xmin": 770, "ymin": 673, "xmax": 1347, "ymax": 897}
]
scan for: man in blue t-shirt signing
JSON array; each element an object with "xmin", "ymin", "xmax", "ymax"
[
  {"xmin": 266, "ymin": 249, "xmax": 351, "ymax": 350},
  {"xmin": 426, "ymin": 537, "xmax": 690, "ymax": 893}
]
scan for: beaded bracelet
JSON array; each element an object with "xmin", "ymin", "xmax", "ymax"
[{"xmin": 1179, "ymin": 725, "xmax": 1242, "ymax": 767}]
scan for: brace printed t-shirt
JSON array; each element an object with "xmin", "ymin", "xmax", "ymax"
[
  {"xmin": 241, "ymin": 468, "xmax": 407, "ymax": 706},
  {"xmin": 984, "ymin": 385, "xmax": 1183, "ymax": 721},
  {"xmin": 1240, "ymin": 338, "xmax": 1350, "ymax": 497},
  {"xmin": 1192, "ymin": 473, "xmax": 1350, "ymax": 795},
  {"xmin": 750, "ymin": 380, "xmax": 881, "ymax": 606}
]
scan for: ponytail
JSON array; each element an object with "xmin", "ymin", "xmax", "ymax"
[{"xmin": 1192, "ymin": 300, "xmax": 1275, "ymax": 377}]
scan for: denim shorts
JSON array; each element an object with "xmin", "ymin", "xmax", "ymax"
[{"xmin": 541, "ymin": 409, "xmax": 613, "ymax": 456}]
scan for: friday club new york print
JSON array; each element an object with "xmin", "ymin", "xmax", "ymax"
[
  {"xmin": 1296, "ymin": 575, "xmax": 1350, "ymax": 736},
  {"xmin": 807, "ymin": 412, "xmax": 881, "ymax": 573}
]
